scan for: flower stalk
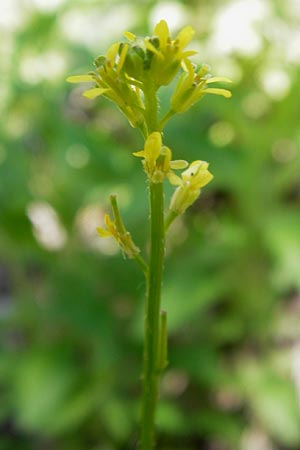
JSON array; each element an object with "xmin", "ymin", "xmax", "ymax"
[
  {"xmin": 67, "ymin": 19, "xmax": 231, "ymax": 450},
  {"xmin": 141, "ymin": 180, "xmax": 165, "ymax": 450}
]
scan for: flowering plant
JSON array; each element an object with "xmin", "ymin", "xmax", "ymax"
[{"xmin": 67, "ymin": 20, "xmax": 231, "ymax": 450}]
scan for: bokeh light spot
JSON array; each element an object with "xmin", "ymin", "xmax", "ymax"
[
  {"xmin": 149, "ymin": 2, "xmax": 188, "ymax": 31},
  {"xmin": 209, "ymin": 121, "xmax": 235, "ymax": 147},
  {"xmin": 242, "ymin": 92, "xmax": 270, "ymax": 119},
  {"xmin": 66, "ymin": 144, "xmax": 90, "ymax": 169},
  {"xmin": 75, "ymin": 204, "xmax": 118, "ymax": 255},
  {"xmin": 260, "ymin": 69, "xmax": 291, "ymax": 100},
  {"xmin": 19, "ymin": 51, "xmax": 66, "ymax": 84},
  {"xmin": 211, "ymin": 0, "xmax": 269, "ymax": 56},
  {"xmin": 27, "ymin": 201, "xmax": 67, "ymax": 250},
  {"xmin": 30, "ymin": 0, "xmax": 65, "ymax": 13},
  {"xmin": 272, "ymin": 139, "xmax": 297, "ymax": 164}
]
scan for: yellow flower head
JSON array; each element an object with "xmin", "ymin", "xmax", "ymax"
[
  {"xmin": 169, "ymin": 160, "xmax": 213, "ymax": 215},
  {"xmin": 171, "ymin": 60, "xmax": 232, "ymax": 114},
  {"xmin": 133, "ymin": 132, "xmax": 188, "ymax": 182},
  {"xmin": 67, "ymin": 20, "xmax": 231, "ymax": 130},
  {"xmin": 141, "ymin": 20, "xmax": 197, "ymax": 86},
  {"xmin": 66, "ymin": 41, "xmax": 145, "ymax": 128}
]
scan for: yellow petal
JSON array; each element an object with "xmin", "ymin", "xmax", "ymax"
[
  {"xmin": 154, "ymin": 20, "xmax": 170, "ymax": 49},
  {"xmin": 190, "ymin": 160, "xmax": 209, "ymax": 172},
  {"xmin": 170, "ymin": 160, "xmax": 189, "ymax": 170},
  {"xmin": 181, "ymin": 58, "xmax": 195, "ymax": 82},
  {"xmin": 202, "ymin": 88, "xmax": 232, "ymax": 98},
  {"xmin": 182, "ymin": 160, "xmax": 209, "ymax": 181},
  {"xmin": 181, "ymin": 50, "xmax": 198, "ymax": 58},
  {"xmin": 96, "ymin": 227, "xmax": 111, "ymax": 238},
  {"xmin": 104, "ymin": 214, "xmax": 114, "ymax": 228},
  {"xmin": 168, "ymin": 172, "xmax": 182, "ymax": 186},
  {"xmin": 117, "ymin": 43, "xmax": 128, "ymax": 73},
  {"xmin": 123, "ymin": 31, "xmax": 136, "ymax": 41},
  {"xmin": 194, "ymin": 171, "xmax": 214, "ymax": 188},
  {"xmin": 176, "ymin": 25, "xmax": 195, "ymax": 49},
  {"xmin": 66, "ymin": 75, "xmax": 94, "ymax": 83},
  {"xmin": 82, "ymin": 88, "xmax": 109, "ymax": 99},
  {"xmin": 144, "ymin": 132, "xmax": 162, "ymax": 160},
  {"xmin": 205, "ymin": 77, "xmax": 232, "ymax": 84},
  {"xmin": 132, "ymin": 150, "xmax": 145, "ymax": 158},
  {"xmin": 106, "ymin": 42, "xmax": 120, "ymax": 62},
  {"xmin": 144, "ymin": 40, "xmax": 164, "ymax": 59},
  {"xmin": 161, "ymin": 146, "xmax": 172, "ymax": 171}
]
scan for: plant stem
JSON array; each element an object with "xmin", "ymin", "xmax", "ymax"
[
  {"xmin": 135, "ymin": 253, "xmax": 149, "ymax": 276},
  {"xmin": 158, "ymin": 110, "xmax": 175, "ymax": 131},
  {"xmin": 139, "ymin": 77, "xmax": 166, "ymax": 450},
  {"xmin": 164, "ymin": 210, "xmax": 178, "ymax": 232},
  {"xmin": 143, "ymin": 77, "xmax": 158, "ymax": 135},
  {"xmin": 140, "ymin": 181, "xmax": 165, "ymax": 450}
]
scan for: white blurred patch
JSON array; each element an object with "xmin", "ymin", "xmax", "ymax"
[
  {"xmin": 19, "ymin": 50, "xmax": 66, "ymax": 84},
  {"xmin": 60, "ymin": 4, "xmax": 136, "ymax": 51},
  {"xmin": 214, "ymin": 58, "xmax": 243, "ymax": 84},
  {"xmin": 27, "ymin": 201, "xmax": 67, "ymax": 250},
  {"xmin": 286, "ymin": 30, "xmax": 300, "ymax": 64},
  {"xmin": 75, "ymin": 204, "xmax": 118, "ymax": 255},
  {"xmin": 260, "ymin": 68, "xmax": 291, "ymax": 100},
  {"xmin": 0, "ymin": 0, "xmax": 26, "ymax": 31},
  {"xmin": 210, "ymin": 0, "xmax": 270, "ymax": 56},
  {"xmin": 30, "ymin": 0, "xmax": 65, "ymax": 13},
  {"xmin": 149, "ymin": 1, "xmax": 189, "ymax": 32},
  {"xmin": 287, "ymin": 0, "xmax": 300, "ymax": 19},
  {"xmin": 241, "ymin": 427, "xmax": 274, "ymax": 450}
]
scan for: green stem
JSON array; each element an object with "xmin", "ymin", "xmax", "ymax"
[
  {"xmin": 135, "ymin": 253, "xmax": 149, "ymax": 276},
  {"xmin": 158, "ymin": 110, "xmax": 175, "ymax": 131},
  {"xmin": 143, "ymin": 78, "xmax": 158, "ymax": 134},
  {"xmin": 110, "ymin": 194, "xmax": 148, "ymax": 275},
  {"xmin": 140, "ymin": 181, "xmax": 165, "ymax": 450},
  {"xmin": 164, "ymin": 210, "xmax": 178, "ymax": 232}
]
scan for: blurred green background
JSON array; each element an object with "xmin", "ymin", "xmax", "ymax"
[{"xmin": 1, "ymin": 0, "xmax": 300, "ymax": 449}]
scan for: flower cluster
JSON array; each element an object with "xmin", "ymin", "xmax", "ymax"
[
  {"xmin": 133, "ymin": 132, "xmax": 214, "ymax": 224},
  {"xmin": 169, "ymin": 160, "xmax": 213, "ymax": 215},
  {"xmin": 133, "ymin": 132, "xmax": 188, "ymax": 183},
  {"xmin": 67, "ymin": 20, "xmax": 231, "ymax": 249},
  {"xmin": 171, "ymin": 59, "xmax": 232, "ymax": 114},
  {"xmin": 97, "ymin": 195, "xmax": 141, "ymax": 259},
  {"xmin": 67, "ymin": 20, "xmax": 231, "ymax": 131}
]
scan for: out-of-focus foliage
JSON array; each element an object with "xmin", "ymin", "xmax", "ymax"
[{"xmin": 1, "ymin": 1, "xmax": 300, "ymax": 449}]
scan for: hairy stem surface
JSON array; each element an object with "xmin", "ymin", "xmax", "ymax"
[{"xmin": 140, "ymin": 181, "xmax": 165, "ymax": 450}]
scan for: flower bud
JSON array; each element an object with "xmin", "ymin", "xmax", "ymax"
[{"xmin": 169, "ymin": 160, "xmax": 213, "ymax": 215}]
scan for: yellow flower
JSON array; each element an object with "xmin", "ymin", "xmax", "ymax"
[
  {"xmin": 145, "ymin": 20, "xmax": 196, "ymax": 86},
  {"xmin": 123, "ymin": 20, "xmax": 197, "ymax": 87},
  {"xmin": 97, "ymin": 213, "xmax": 140, "ymax": 259},
  {"xmin": 133, "ymin": 132, "xmax": 188, "ymax": 182},
  {"xmin": 67, "ymin": 42, "xmax": 145, "ymax": 128},
  {"xmin": 169, "ymin": 160, "xmax": 213, "ymax": 214},
  {"xmin": 67, "ymin": 20, "xmax": 232, "ymax": 130},
  {"xmin": 170, "ymin": 60, "xmax": 232, "ymax": 114}
]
